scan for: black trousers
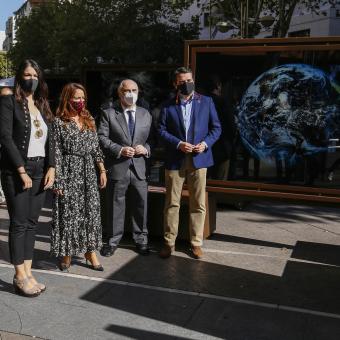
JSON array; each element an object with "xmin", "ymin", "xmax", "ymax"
[
  {"xmin": 104, "ymin": 167, "xmax": 148, "ymax": 247},
  {"xmin": 1, "ymin": 159, "xmax": 46, "ymax": 265}
]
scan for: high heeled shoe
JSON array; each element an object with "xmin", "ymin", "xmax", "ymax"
[
  {"xmin": 84, "ymin": 252, "xmax": 104, "ymax": 271},
  {"xmin": 59, "ymin": 256, "xmax": 71, "ymax": 272},
  {"xmin": 28, "ymin": 275, "xmax": 46, "ymax": 293},
  {"xmin": 13, "ymin": 276, "xmax": 40, "ymax": 297}
]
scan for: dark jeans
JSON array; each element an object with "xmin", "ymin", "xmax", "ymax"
[{"xmin": 1, "ymin": 159, "xmax": 46, "ymax": 265}]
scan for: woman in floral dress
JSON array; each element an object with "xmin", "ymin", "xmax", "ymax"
[{"xmin": 51, "ymin": 83, "xmax": 107, "ymax": 271}]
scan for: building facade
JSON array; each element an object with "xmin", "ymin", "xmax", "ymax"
[
  {"xmin": 2, "ymin": 16, "xmax": 16, "ymax": 51},
  {"xmin": 2, "ymin": 0, "xmax": 56, "ymax": 51},
  {"xmin": 0, "ymin": 31, "xmax": 6, "ymax": 52},
  {"xmin": 286, "ymin": 5, "xmax": 340, "ymax": 37},
  {"xmin": 180, "ymin": 1, "xmax": 340, "ymax": 40}
]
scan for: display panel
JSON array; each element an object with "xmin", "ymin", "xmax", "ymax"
[{"xmin": 192, "ymin": 44, "xmax": 340, "ymax": 189}]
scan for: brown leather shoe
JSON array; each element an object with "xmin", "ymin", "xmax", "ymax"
[
  {"xmin": 191, "ymin": 246, "xmax": 203, "ymax": 259},
  {"xmin": 159, "ymin": 244, "xmax": 174, "ymax": 258}
]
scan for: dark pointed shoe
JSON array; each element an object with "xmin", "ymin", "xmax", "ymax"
[
  {"xmin": 84, "ymin": 252, "xmax": 104, "ymax": 271},
  {"xmin": 100, "ymin": 244, "xmax": 117, "ymax": 257},
  {"xmin": 136, "ymin": 243, "xmax": 150, "ymax": 256}
]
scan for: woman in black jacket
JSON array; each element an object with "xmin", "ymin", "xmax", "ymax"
[{"xmin": 0, "ymin": 59, "xmax": 55, "ymax": 297}]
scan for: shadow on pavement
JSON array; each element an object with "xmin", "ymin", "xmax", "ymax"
[
  {"xmin": 105, "ymin": 325, "xmax": 193, "ymax": 340},
  {"xmin": 292, "ymin": 241, "xmax": 340, "ymax": 266},
  {"xmin": 79, "ymin": 240, "xmax": 340, "ymax": 339},
  {"xmin": 0, "ymin": 200, "xmax": 340, "ymax": 338},
  {"xmin": 0, "ymin": 278, "xmax": 15, "ymax": 294},
  {"xmin": 208, "ymin": 233, "xmax": 294, "ymax": 249},
  {"xmin": 237, "ymin": 202, "xmax": 340, "ymax": 224}
]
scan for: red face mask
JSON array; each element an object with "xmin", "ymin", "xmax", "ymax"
[{"xmin": 70, "ymin": 100, "xmax": 85, "ymax": 113}]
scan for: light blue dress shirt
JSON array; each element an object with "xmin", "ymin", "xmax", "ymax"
[
  {"xmin": 177, "ymin": 95, "xmax": 208, "ymax": 151},
  {"xmin": 180, "ymin": 97, "xmax": 193, "ymax": 141}
]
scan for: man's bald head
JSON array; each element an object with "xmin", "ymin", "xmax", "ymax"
[
  {"xmin": 118, "ymin": 79, "xmax": 139, "ymax": 108},
  {"xmin": 118, "ymin": 79, "xmax": 138, "ymax": 95}
]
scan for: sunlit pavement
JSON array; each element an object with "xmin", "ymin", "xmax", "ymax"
[{"xmin": 0, "ymin": 198, "xmax": 340, "ymax": 340}]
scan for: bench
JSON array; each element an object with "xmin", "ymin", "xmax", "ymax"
[
  {"xmin": 147, "ymin": 186, "xmax": 216, "ymax": 240},
  {"xmin": 206, "ymin": 180, "xmax": 340, "ymax": 205},
  {"xmin": 147, "ymin": 180, "xmax": 340, "ymax": 241}
]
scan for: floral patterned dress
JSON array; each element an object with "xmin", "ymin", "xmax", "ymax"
[{"xmin": 50, "ymin": 118, "xmax": 103, "ymax": 256}]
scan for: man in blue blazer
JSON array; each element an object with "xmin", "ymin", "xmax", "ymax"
[{"xmin": 158, "ymin": 67, "xmax": 221, "ymax": 259}]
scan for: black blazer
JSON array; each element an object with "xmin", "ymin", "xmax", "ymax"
[{"xmin": 0, "ymin": 95, "xmax": 55, "ymax": 173}]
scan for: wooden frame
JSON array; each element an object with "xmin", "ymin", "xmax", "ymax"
[
  {"xmin": 184, "ymin": 37, "xmax": 340, "ymax": 75},
  {"xmin": 185, "ymin": 37, "xmax": 340, "ymax": 204}
]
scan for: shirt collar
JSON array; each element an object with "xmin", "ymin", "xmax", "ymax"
[
  {"xmin": 121, "ymin": 104, "xmax": 136, "ymax": 113},
  {"xmin": 179, "ymin": 94, "xmax": 193, "ymax": 105}
]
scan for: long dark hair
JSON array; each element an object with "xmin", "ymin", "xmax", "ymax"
[
  {"xmin": 14, "ymin": 59, "xmax": 52, "ymax": 120},
  {"xmin": 56, "ymin": 83, "xmax": 96, "ymax": 131}
]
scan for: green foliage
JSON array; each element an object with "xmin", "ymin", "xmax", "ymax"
[
  {"xmin": 0, "ymin": 52, "xmax": 13, "ymax": 79},
  {"xmin": 9, "ymin": 0, "xmax": 199, "ymax": 74}
]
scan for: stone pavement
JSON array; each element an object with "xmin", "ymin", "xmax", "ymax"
[
  {"xmin": 0, "ymin": 199, "xmax": 340, "ymax": 340},
  {"xmin": 0, "ymin": 331, "xmax": 42, "ymax": 339}
]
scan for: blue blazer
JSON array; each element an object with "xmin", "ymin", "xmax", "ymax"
[{"xmin": 158, "ymin": 93, "xmax": 221, "ymax": 170}]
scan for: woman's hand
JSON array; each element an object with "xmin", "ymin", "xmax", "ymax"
[
  {"xmin": 53, "ymin": 189, "xmax": 63, "ymax": 196},
  {"xmin": 20, "ymin": 173, "xmax": 32, "ymax": 190},
  {"xmin": 99, "ymin": 172, "xmax": 107, "ymax": 189},
  {"xmin": 44, "ymin": 167, "xmax": 55, "ymax": 190}
]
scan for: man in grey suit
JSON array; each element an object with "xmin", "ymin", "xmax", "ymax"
[{"xmin": 98, "ymin": 79, "xmax": 152, "ymax": 256}]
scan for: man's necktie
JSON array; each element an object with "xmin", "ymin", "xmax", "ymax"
[{"xmin": 127, "ymin": 110, "xmax": 135, "ymax": 138}]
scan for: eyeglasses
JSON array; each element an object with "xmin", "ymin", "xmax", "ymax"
[{"xmin": 33, "ymin": 119, "xmax": 43, "ymax": 139}]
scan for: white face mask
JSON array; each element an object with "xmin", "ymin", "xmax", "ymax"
[{"xmin": 124, "ymin": 92, "xmax": 138, "ymax": 106}]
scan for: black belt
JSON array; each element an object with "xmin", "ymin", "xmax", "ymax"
[{"xmin": 27, "ymin": 156, "xmax": 45, "ymax": 161}]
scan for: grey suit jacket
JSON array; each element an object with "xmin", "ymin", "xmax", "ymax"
[{"xmin": 97, "ymin": 104, "xmax": 152, "ymax": 180}]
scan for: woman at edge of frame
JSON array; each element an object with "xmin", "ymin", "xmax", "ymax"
[{"xmin": 0, "ymin": 59, "xmax": 55, "ymax": 297}]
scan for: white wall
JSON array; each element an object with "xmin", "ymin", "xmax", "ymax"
[
  {"xmin": 180, "ymin": 2, "xmax": 340, "ymax": 40},
  {"xmin": 0, "ymin": 31, "xmax": 5, "ymax": 51}
]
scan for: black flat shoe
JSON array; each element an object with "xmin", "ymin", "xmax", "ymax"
[
  {"xmin": 100, "ymin": 244, "xmax": 117, "ymax": 257},
  {"xmin": 136, "ymin": 243, "xmax": 150, "ymax": 256}
]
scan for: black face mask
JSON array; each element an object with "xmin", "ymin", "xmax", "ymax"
[
  {"xmin": 178, "ymin": 82, "xmax": 195, "ymax": 96},
  {"xmin": 20, "ymin": 79, "xmax": 39, "ymax": 93}
]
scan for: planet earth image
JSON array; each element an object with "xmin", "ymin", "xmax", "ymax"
[{"xmin": 237, "ymin": 63, "xmax": 340, "ymax": 165}]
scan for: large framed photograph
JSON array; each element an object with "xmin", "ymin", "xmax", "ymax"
[{"xmin": 185, "ymin": 38, "xmax": 340, "ymax": 200}]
